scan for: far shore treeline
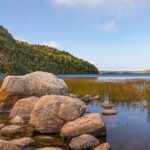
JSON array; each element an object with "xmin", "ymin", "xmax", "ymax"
[{"xmin": 0, "ymin": 26, "xmax": 98, "ymax": 75}]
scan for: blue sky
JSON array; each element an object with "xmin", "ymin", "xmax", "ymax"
[{"xmin": 0, "ymin": 0, "xmax": 150, "ymax": 71}]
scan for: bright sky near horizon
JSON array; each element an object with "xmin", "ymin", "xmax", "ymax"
[{"xmin": 0, "ymin": 0, "xmax": 150, "ymax": 71}]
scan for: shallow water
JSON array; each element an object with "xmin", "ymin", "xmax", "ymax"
[
  {"xmin": 87, "ymin": 100, "xmax": 150, "ymax": 150},
  {"xmin": 1, "ymin": 75, "xmax": 150, "ymax": 149},
  {"xmin": 0, "ymin": 100, "xmax": 150, "ymax": 150}
]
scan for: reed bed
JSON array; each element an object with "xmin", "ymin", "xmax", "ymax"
[{"xmin": 65, "ymin": 79, "xmax": 150, "ymax": 102}]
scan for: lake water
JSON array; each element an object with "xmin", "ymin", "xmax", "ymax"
[
  {"xmin": 0, "ymin": 74, "xmax": 150, "ymax": 149},
  {"xmin": 62, "ymin": 74, "xmax": 150, "ymax": 150},
  {"xmin": 86, "ymin": 100, "xmax": 150, "ymax": 150},
  {"xmin": 58, "ymin": 73, "xmax": 150, "ymax": 81}
]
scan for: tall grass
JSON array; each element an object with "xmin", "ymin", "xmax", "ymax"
[{"xmin": 65, "ymin": 79, "xmax": 150, "ymax": 102}]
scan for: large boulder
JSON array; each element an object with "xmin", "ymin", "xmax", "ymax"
[
  {"xmin": 29, "ymin": 95, "xmax": 86, "ymax": 134},
  {"xmin": 69, "ymin": 134, "xmax": 99, "ymax": 150},
  {"xmin": 0, "ymin": 71, "xmax": 68, "ymax": 112},
  {"xmin": 61, "ymin": 113, "xmax": 106, "ymax": 138},
  {"xmin": 10, "ymin": 96, "xmax": 40, "ymax": 120}
]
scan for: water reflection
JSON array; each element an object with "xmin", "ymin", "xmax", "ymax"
[{"xmin": 87, "ymin": 100, "xmax": 150, "ymax": 150}]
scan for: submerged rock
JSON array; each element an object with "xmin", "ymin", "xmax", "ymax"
[
  {"xmin": 102, "ymin": 109, "xmax": 118, "ymax": 115},
  {"xmin": 0, "ymin": 125, "xmax": 24, "ymax": 135},
  {"xmin": 10, "ymin": 96, "xmax": 40, "ymax": 120},
  {"xmin": 69, "ymin": 134, "xmax": 99, "ymax": 150},
  {"xmin": 0, "ymin": 71, "xmax": 68, "ymax": 112},
  {"xmin": 29, "ymin": 95, "xmax": 86, "ymax": 134},
  {"xmin": 9, "ymin": 138, "xmax": 35, "ymax": 149},
  {"xmin": 33, "ymin": 135, "xmax": 67, "ymax": 147},
  {"xmin": 0, "ymin": 139, "xmax": 19, "ymax": 150},
  {"xmin": 94, "ymin": 143, "xmax": 111, "ymax": 150},
  {"xmin": 10, "ymin": 116, "xmax": 25, "ymax": 124},
  {"xmin": 102, "ymin": 102, "xmax": 114, "ymax": 109},
  {"xmin": 61, "ymin": 113, "xmax": 106, "ymax": 139}
]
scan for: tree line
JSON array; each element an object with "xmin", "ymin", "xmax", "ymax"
[{"xmin": 0, "ymin": 26, "xmax": 98, "ymax": 75}]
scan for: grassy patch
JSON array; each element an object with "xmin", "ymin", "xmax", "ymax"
[{"xmin": 65, "ymin": 79, "xmax": 150, "ymax": 102}]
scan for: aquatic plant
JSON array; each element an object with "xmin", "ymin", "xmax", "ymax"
[{"xmin": 65, "ymin": 79, "xmax": 150, "ymax": 102}]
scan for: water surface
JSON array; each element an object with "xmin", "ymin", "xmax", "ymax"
[{"xmin": 87, "ymin": 100, "xmax": 150, "ymax": 150}]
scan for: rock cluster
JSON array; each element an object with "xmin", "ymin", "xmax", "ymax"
[{"xmin": 0, "ymin": 71, "xmax": 110, "ymax": 150}]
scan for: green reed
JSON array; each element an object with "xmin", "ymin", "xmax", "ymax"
[{"xmin": 65, "ymin": 79, "xmax": 150, "ymax": 102}]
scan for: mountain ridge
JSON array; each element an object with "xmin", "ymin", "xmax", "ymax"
[{"xmin": 0, "ymin": 26, "xmax": 98, "ymax": 75}]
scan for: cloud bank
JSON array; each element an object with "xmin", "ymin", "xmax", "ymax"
[{"xmin": 53, "ymin": 0, "xmax": 148, "ymax": 14}]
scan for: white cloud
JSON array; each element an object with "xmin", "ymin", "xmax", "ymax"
[
  {"xmin": 53, "ymin": 0, "xmax": 148, "ymax": 14},
  {"xmin": 97, "ymin": 20, "xmax": 118, "ymax": 32},
  {"xmin": 41, "ymin": 41, "xmax": 61, "ymax": 49}
]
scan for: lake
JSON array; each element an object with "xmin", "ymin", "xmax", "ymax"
[
  {"xmin": 62, "ymin": 74, "xmax": 150, "ymax": 150},
  {"xmin": 58, "ymin": 73, "xmax": 150, "ymax": 81},
  {"xmin": 0, "ymin": 74, "xmax": 150, "ymax": 149}
]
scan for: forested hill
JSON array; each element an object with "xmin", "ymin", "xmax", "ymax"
[{"xmin": 0, "ymin": 26, "xmax": 98, "ymax": 75}]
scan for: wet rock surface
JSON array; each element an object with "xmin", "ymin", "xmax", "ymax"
[
  {"xmin": 102, "ymin": 102, "xmax": 114, "ymax": 109},
  {"xmin": 33, "ymin": 135, "xmax": 67, "ymax": 147},
  {"xmin": 35, "ymin": 148, "xmax": 64, "ymax": 150},
  {"xmin": 94, "ymin": 143, "xmax": 111, "ymax": 150},
  {"xmin": 102, "ymin": 109, "xmax": 118, "ymax": 115},
  {"xmin": 69, "ymin": 134, "xmax": 99, "ymax": 150},
  {"xmin": 9, "ymin": 137, "xmax": 35, "ymax": 149},
  {"xmin": 0, "ymin": 125, "xmax": 24, "ymax": 135},
  {"xmin": 61, "ymin": 113, "xmax": 106, "ymax": 138}
]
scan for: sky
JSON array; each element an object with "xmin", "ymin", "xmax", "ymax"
[{"xmin": 0, "ymin": 0, "xmax": 150, "ymax": 71}]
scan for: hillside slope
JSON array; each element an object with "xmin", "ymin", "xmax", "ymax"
[{"xmin": 0, "ymin": 26, "xmax": 98, "ymax": 75}]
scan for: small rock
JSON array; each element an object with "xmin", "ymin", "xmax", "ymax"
[
  {"xmin": 92, "ymin": 95, "xmax": 100, "ymax": 100},
  {"xmin": 35, "ymin": 148, "xmax": 64, "ymax": 150},
  {"xmin": 0, "ymin": 125, "xmax": 24, "ymax": 135},
  {"xmin": 81, "ymin": 95, "xmax": 92, "ymax": 102},
  {"xmin": 0, "ymin": 124, "xmax": 5, "ymax": 129},
  {"xmin": 69, "ymin": 134, "xmax": 99, "ymax": 150},
  {"xmin": 10, "ymin": 116, "xmax": 25, "ymax": 124},
  {"xmin": 0, "ymin": 139, "xmax": 19, "ymax": 150},
  {"xmin": 94, "ymin": 143, "xmax": 111, "ymax": 150},
  {"xmin": 9, "ymin": 138, "xmax": 35, "ymax": 149},
  {"xmin": 102, "ymin": 102, "xmax": 114, "ymax": 109},
  {"xmin": 61, "ymin": 113, "xmax": 106, "ymax": 138},
  {"xmin": 102, "ymin": 109, "xmax": 118, "ymax": 115}
]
